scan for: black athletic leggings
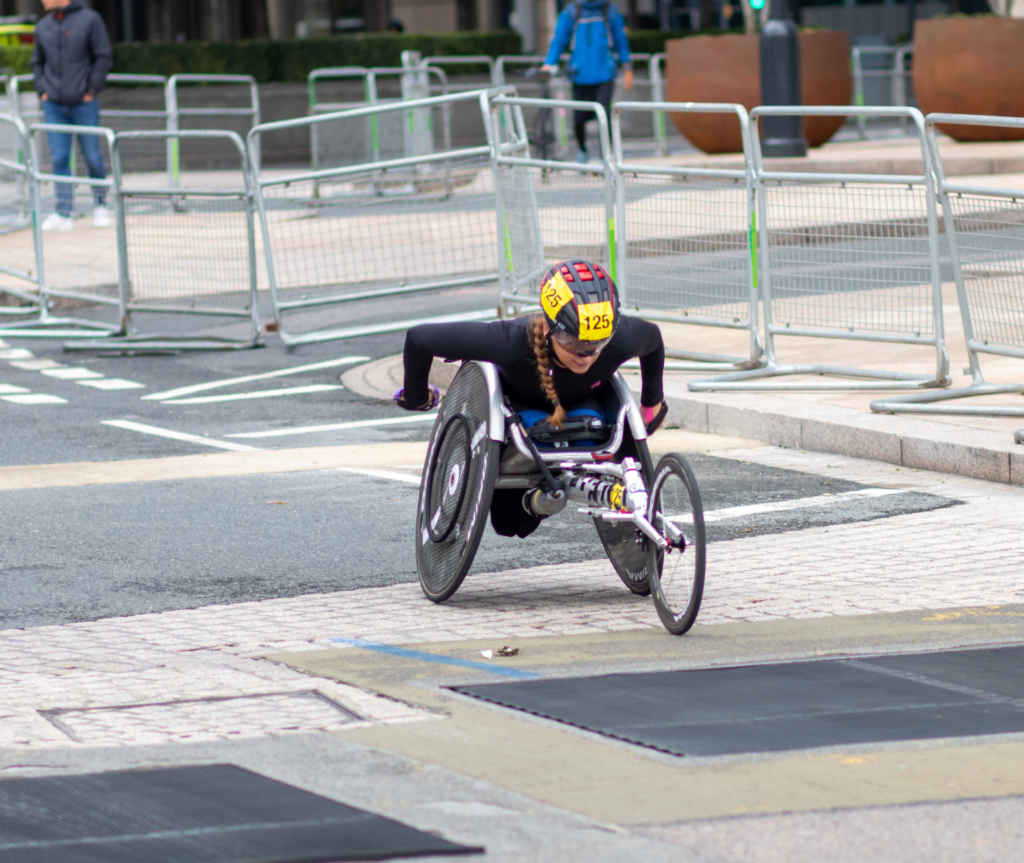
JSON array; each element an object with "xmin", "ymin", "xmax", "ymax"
[{"xmin": 571, "ymin": 80, "xmax": 615, "ymax": 151}]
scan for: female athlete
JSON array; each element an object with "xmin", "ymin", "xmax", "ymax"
[{"xmin": 395, "ymin": 259, "xmax": 668, "ymax": 538}]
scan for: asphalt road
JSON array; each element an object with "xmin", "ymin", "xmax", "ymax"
[
  {"xmin": 0, "ymin": 455, "xmax": 956, "ymax": 629},
  {"xmin": 0, "ymin": 284, "xmax": 958, "ymax": 629},
  {"xmin": 0, "ymin": 286, "xmax": 495, "ymax": 466}
]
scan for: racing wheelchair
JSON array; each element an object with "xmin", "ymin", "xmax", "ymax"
[{"xmin": 414, "ymin": 361, "xmax": 706, "ymax": 635}]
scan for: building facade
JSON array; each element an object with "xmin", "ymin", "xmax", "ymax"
[{"xmin": 1, "ymin": 0, "xmax": 964, "ymax": 45}]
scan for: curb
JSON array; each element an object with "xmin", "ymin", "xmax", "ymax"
[
  {"xmin": 345, "ymin": 354, "xmax": 1023, "ymax": 487},
  {"xmin": 647, "ymin": 383, "xmax": 1024, "ymax": 487}
]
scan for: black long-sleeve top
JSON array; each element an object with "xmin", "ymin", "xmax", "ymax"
[{"xmin": 402, "ymin": 316, "xmax": 665, "ymax": 410}]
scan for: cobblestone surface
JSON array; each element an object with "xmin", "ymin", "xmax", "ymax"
[{"xmin": 1, "ymin": 447, "xmax": 1021, "ymax": 749}]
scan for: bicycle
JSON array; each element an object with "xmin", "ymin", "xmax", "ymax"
[{"xmin": 414, "ymin": 361, "xmax": 706, "ymax": 636}]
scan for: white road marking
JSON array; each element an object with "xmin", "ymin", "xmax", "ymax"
[
  {"xmin": 665, "ymin": 488, "xmax": 907, "ymax": 525},
  {"xmin": 41, "ymin": 367, "xmax": 104, "ymax": 380},
  {"xmin": 142, "ymin": 357, "xmax": 370, "ymax": 402},
  {"xmin": 226, "ymin": 413, "xmax": 438, "ymax": 439},
  {"xmin": 77, "ymin": 378, "xmax": 146, "ymax": 390},
  {"xmin": 102, "ymin": 420, "xmax": 260, "ymax": 452},
  {"xmin": 0, "ymin": 384, "xmax": 31, "ymax": 395},
  {"xmin": 0, "ymin": 349, "xmax": 34, "ymax": 360},
  {"xmin": 2, "ymin": 393, "xmax": 68, "ymax": 405},
  {"xmin": 0, "ymin": 338, "xmax": 8, "ymax": 348},
  {"xmin": 9, "ymin": 359, "xmax": 63, "ymax": 371},
  {"xmin": 162, "ymin": 384, "xmax": 342, "ymax": 405},
  {"xmin": 337, "ymin": 468, "xmax": 422, "ymax": 485}
]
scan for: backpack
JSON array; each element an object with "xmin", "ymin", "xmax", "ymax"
[{"xmin": 570, "ymin": 1, "xmax": 616, "ymax": 56}]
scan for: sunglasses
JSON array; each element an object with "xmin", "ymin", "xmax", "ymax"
[{"xmin": 552, "ymin": 335, "xmax": 608, "ymax": 358}]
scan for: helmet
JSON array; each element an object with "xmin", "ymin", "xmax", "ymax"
[{"xmin": 538, "ymin": 260, "xmax": 620, "ymax": 352}]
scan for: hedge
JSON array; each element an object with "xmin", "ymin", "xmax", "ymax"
[
  {"xmin": 1, "ymin": 32, "xmax": 521, "ymax": 84},
  {"xmin": 1, "ymin": 29, "xmax": 740, "ymax": 85}
]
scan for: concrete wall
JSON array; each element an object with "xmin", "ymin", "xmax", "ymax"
[{"xmin": 392, "ymin": 0, "xmax": 459, "ymax": 32}]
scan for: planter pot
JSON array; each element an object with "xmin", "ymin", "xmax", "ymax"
[
  {"xmin": 664, "ymin": 31, "xmax": 852, "ymax": 154},
  {"xmin": 914, "ymin": 18, "xmax": 1024, "ymax": 143}
]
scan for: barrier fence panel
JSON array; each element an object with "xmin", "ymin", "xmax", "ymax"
[
  {"xmin": 852, "ymin": 46, "xmax": 914, "ymax": 137},
  {"xmin": 9, "ymin": 74, "xmax": 170, "ymax": 175},
  {"xmin": 63, "ymin": 129, "xmax": 260, "ymax": 351},
  {"xmin": 418, "ymin": 55, "xmax": 498, "ymax": 150},
  {"xmin": 612, "ymin": 55, "xmax": 672, "ymax": 158},
  {"xmin": 308, "ymin": 67, "xmax": 372, "ymax": 173},
  {"xmin": 490, "ymin": 94, "xmax": 616, "ymax": 316},
  {"xmin": 612, "ymin": 102, "xmax": 762, "ymax": 372},
  {"xmin": 872, "ymin": 114, "xmax": 1024, "ymax": 418},
  {"xmin": 0, "ymin": 122, "xmax": 123, "ymax": 338},
  {"xmin": 0, "ymin": 113, "xmax": 41, "ymax": 319},
  {"xmin": 495, "ymin": 56, "xmax": 571, "ymax": 158},
  {"xmin": 249, "ymin": 88, "xmax": 509, "ymax": 347},
  {"xmin": 166, "ymin": 75, "xmax": 260, "ymax": 186},
  {"xmin": 691, "ymin": 105, "xmax": 950, "ymax": 392}
]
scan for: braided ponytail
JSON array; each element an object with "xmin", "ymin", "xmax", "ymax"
[{"xmin": 530, "ymin": 315, "xmax": 567, "ymax": 429}]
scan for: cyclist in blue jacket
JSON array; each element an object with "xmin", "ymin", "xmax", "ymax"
[{"xmin": 541, "ymin": 0, "xmax": 633, "ymax": 164}]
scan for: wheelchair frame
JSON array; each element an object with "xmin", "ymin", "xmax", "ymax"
[{"xmin": 415, "ymin": 361, "xmax": 706, "ymax": 634}]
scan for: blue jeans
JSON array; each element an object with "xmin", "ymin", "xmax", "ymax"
[{"xmin": 42, "ymin": 98, "xmax": 106, "ymax": 217}]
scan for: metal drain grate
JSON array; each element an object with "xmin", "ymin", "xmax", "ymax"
[
  {"xmin": 454, "ymin": 645, "xmax": 1024, "ymax": 757},
  {"xmin": 0, "ymin": 763, "xmax": 483, "ymax": 862}
]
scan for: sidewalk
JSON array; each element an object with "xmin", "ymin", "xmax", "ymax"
[{"xmin": 623, "ymin": 283, "xmax": 1023, "ymax": 487}]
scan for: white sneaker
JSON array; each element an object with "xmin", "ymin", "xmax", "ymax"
[
  {"xmin": 41, "ymin": 213, "xmax": 73, "ymax": 232},
  {"xmin": 93, "ymin": 205, "xmax": 111, "ymax": 228}
]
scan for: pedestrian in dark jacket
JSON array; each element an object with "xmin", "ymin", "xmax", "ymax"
[
  {"xmin": 31, "ymin": 0, "xmax": 114, "ymax": 231},
  {"xmin": 541, "ymin": 0, "xmax": 632, "ymax": 164}
]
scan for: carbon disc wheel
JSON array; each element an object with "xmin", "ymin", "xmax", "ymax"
[
  {"xmin": 416, "ymin": 362, "xmax": 499, "ymax": 603},
  {"xmin": 646, "ymin": 453, "xmax": 706, "ymax": 635}
]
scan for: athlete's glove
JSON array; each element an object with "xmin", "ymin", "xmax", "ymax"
[
  {"xmin": 642, "ymin": 402, "xmax": 668, "ymax": 435},
  {"xmin": 394, "ymin": 384, "xmax": 440, "ymax": 412}
]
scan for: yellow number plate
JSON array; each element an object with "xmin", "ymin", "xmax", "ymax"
[
  {"xmin": 577, "ymin": 301, "xmax": 614, "ymax": 340},
  {"xmin": 540, "ymin": 272, "xmax": 575, "ymax": 319}
]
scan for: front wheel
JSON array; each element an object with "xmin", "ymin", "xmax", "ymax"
[{"xmin": 646, "ymin": 453, "xmax": 706, "ymax": 636}]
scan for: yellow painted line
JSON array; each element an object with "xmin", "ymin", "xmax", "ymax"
[{"xmin": 0, "ymin": 441, "xmax": 429, "ymax": 491}]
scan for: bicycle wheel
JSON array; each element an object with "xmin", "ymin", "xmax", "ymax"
[
  {"xmin": 646, "ymin": 453, "xmax": 706, "ymax": 636},
  {"xmin": 594, "ymin": 439, "xmax": 656, "ymax": 595},
  {"xmin": 416, "ymin": 362, "xmax": 500, "ymax": 603}
]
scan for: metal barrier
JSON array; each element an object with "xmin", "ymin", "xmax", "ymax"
[
  {"xmin": 852, "ymin": 45, "xmax": 914, "ymax": 138},
  {"xmin": 612, "ymin": 102, "xmax": 762, "ymax": 372},
  {"xmin": 490, "ymin": 94, "xmax": 616, "ymax": 315},
  {"xmin": 421, "ymin": 55, "xmax": 498, "ymax": 91},
  {"xmin": 495, "ymin": 56, "xmax": 572, "ymax": 157},
  {"xmin": 0, "ymin": 122, "xmax": 123, "ymax": 338},
  {"xmin": 614, "ymin": 54, "xmax": 668, "ymax": 157},
  {"xmin": 307, "ymin": 66, "xmax": 450, "ymax": 173},
  {"xmin": 249, "ymin": 88, "xmax": 509, "ymax": 347},
  {"xmin": 691, "ymin": 106, "xmax": 950, "ymax": 392},
  {"xmin": 872, "ymin": 114, "xmax": 1024, "ymax": 418},
  {"xmin": 65, "ymin": 130, "xmax": 260, "ymax": 352},
  {"xmin": 166, "ymin": 74, "xmax": 260, "ymax": 186},
  {"xmin": 7, "ymin": 74, "xmax": 170, "ymax": 174},
  {"xmin": 417, "ymin": 56, "xmax": 498, "ymax": 150},
  {"xmin": 0, "ymin": 113, "xmax": 41, "ymax": 319}
]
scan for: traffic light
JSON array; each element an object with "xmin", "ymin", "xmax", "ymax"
[{"xmin": 750, "ymin": 0, "xmax": 766, "ymax": 9}]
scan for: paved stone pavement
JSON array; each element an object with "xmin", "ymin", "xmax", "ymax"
[{"xmin": 2, "ymin": 444, "xmax": 1021, "ymax": 751}]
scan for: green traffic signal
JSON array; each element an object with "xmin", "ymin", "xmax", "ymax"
[{"xmin": 750, "ymin": 0, "xmax": 766, "ymax": 8}]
